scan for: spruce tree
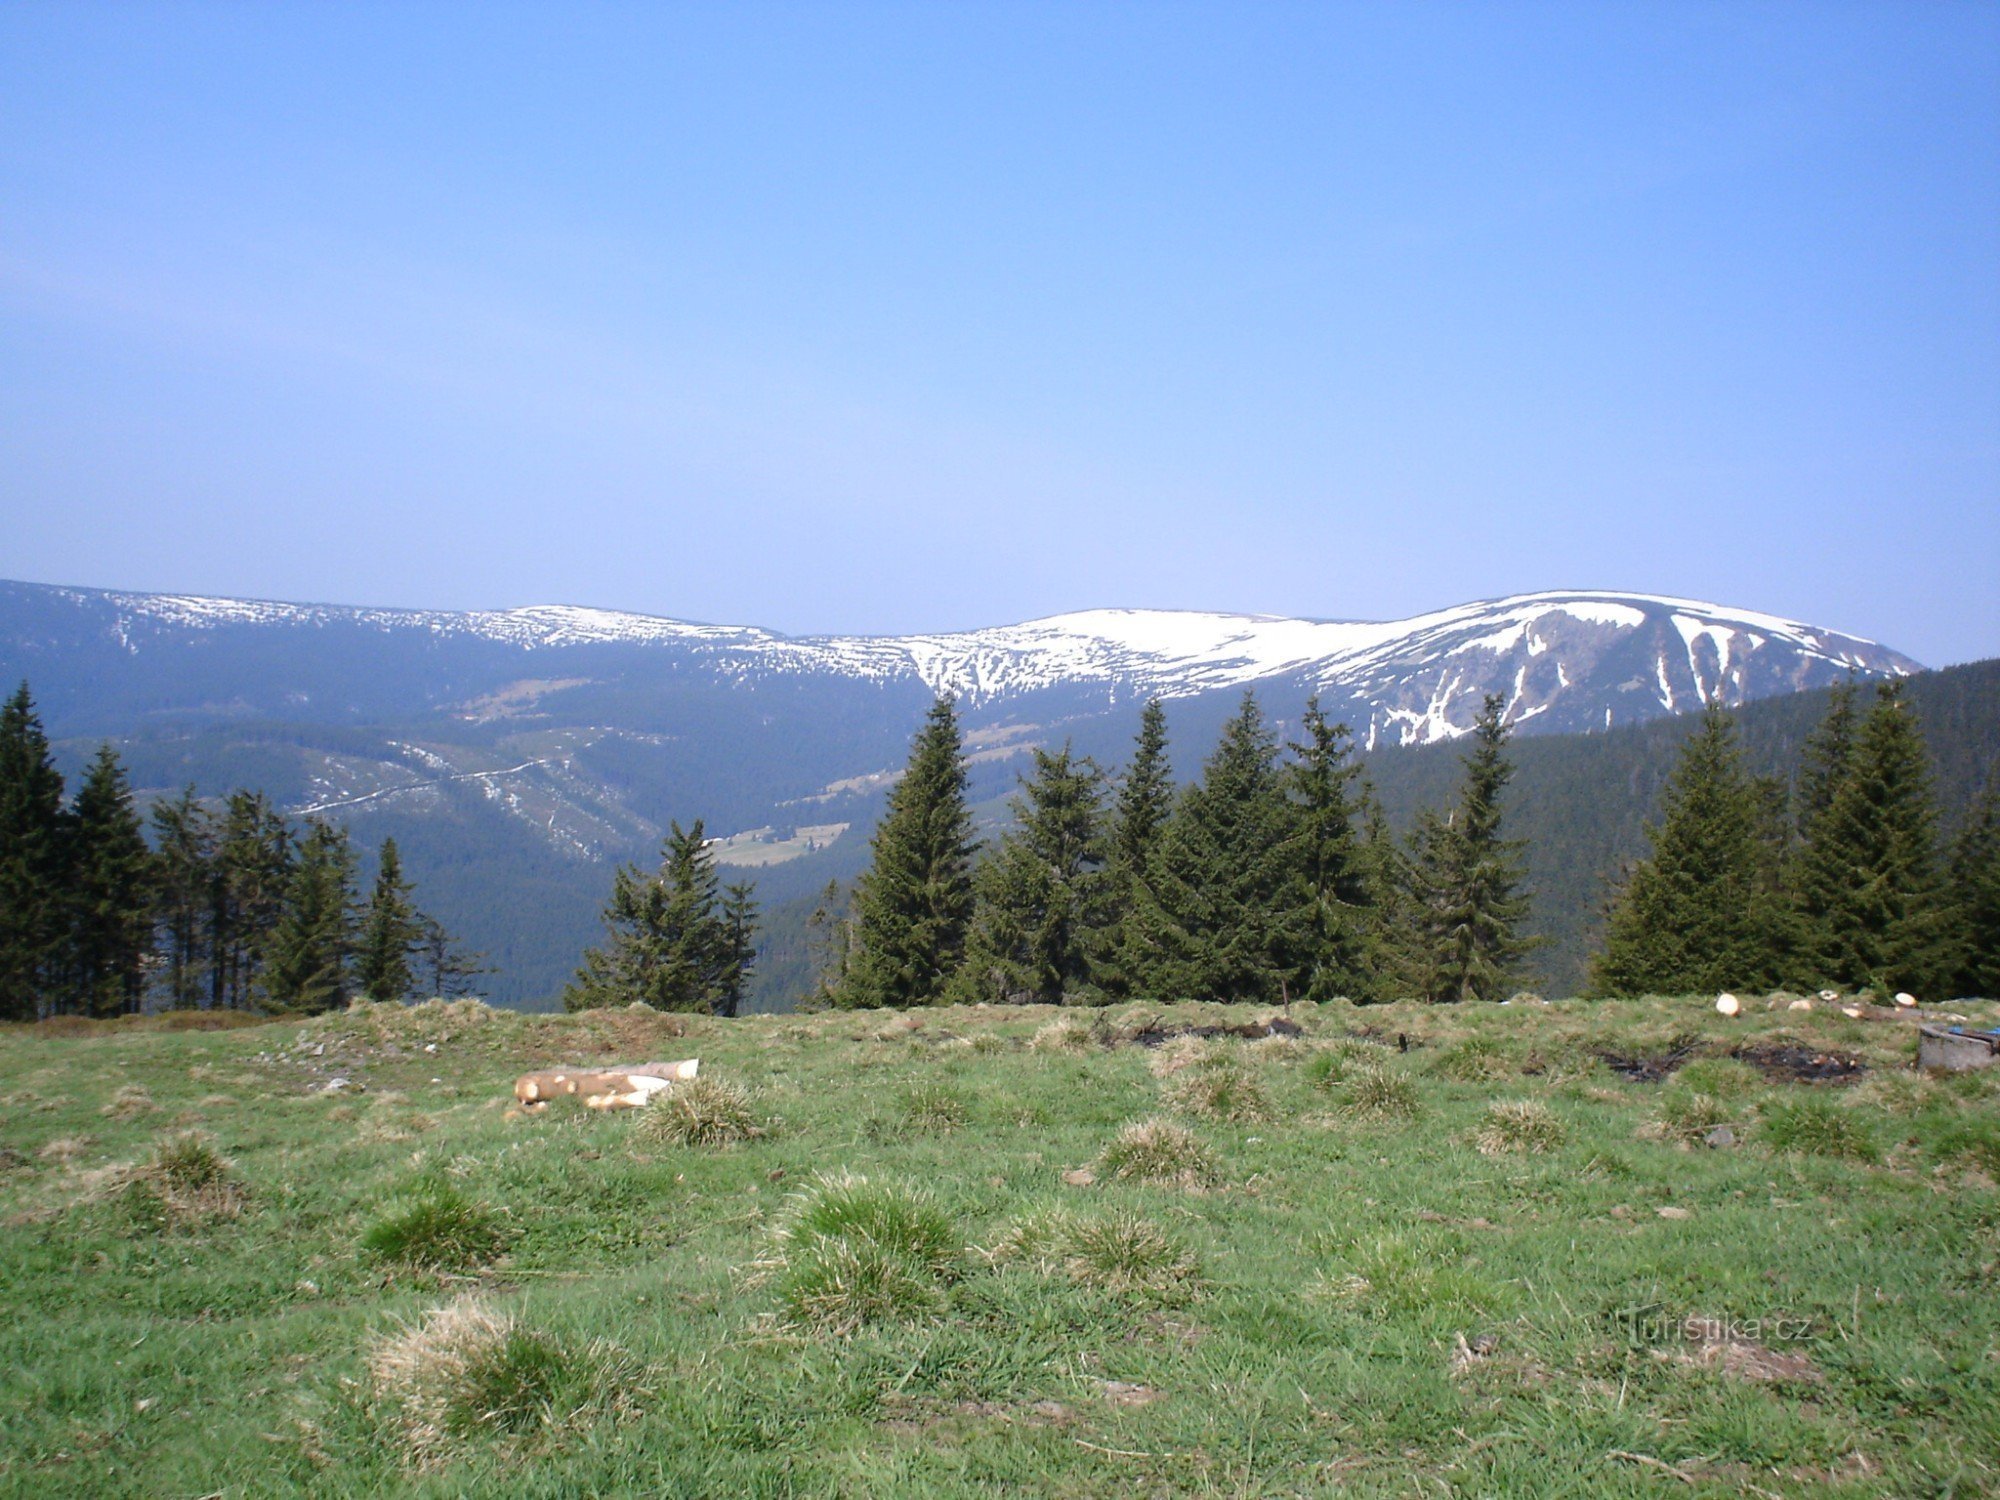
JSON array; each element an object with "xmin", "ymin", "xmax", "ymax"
[
  {"xmin": 261, "ymin": 820, "xmax": 358, "ymax": 1013},
  {"xmin": 65, "ymin": 745, "xmax": 155, "ymax": 1017},
  {"xmin": 1357, "ymin": 781, "xmax": 1418, "ymax": 1000},
  {"xmin": 564, "ymin": 820, "xmax": 749, "ymax": 1013},
  {"xmin": 1125, "ymin": 693, "xmax": 1303, "ymax": 1004},
  {"xmin": 1590, "ymin": 703, "xmax": 1783, "ymax": 996},
  {"xmin": 355, "ymin": 838, "xmax": 423, "ymax": 1002},
  {"xmin": 212, "ymin": 791, "xmax": 294, "ymax": 1009},
  {"xmin": 718, "ymin": 881, "xmax": 759, "ymax": 1017},
  {"xmin": 1406, "ymin": 695, "xmax": 1532, "ymax": 1003},
  {"xmin": 1945, "ymin": 767, "xmax": 2000, "ymax": 999},
  {"xmin": 150, "ymin": 786, "xmax": 216, "ymax": 1011},
  {"xmin": 0, "ymin": 683, "xmax": 68, "ymax": 1021},
  {"xmin": 1795, "ymin": 679, "xmax": 1860, "ymax": 839},
  {"xmin": 838, "ymin": 697, "xmax": 978, "ymax": 1008},
  {"xmin": 1792, "ymin": 681, "xmax": 1951, "ymax": 995},
  {"xmin": 1283, "ymin": 698, "xmax": 1377, "ymax": 1001},
  {"xmin": 1097, "ymin": 698, "xmax": 1174, "ymax": 997},
  {"xmin": 957, "ymin": 745, "xmax": 1110, "ymax": 1005}
]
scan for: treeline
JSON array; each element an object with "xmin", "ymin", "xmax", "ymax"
[
  {"xmin": 1594, "ymin": 682, "xmax": 1998, "ymax": 1000},
  {"xmin": 0, "ymin": 683, "xmax": 481, "ymax": 1021},
  {"xmin": 691, "ymin": 681, "xmax": 1994, "ymax": 1014},
  {"xmin": 801, "ymin": 690, "xmax": 1535, "ymax": 1009}
]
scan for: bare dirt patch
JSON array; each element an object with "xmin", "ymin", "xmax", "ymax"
[
  {"xmin": 1731, "ymin": 1042, "xmax": 1865, "ymax": 1085},
  {"xmin": 1599, "ymin": 1033, "xmax": 1704, "ymax": 1083}
]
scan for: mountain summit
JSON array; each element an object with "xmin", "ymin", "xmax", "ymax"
[{"xmin": 1, "ymin": 581, "xmax": 1917, "ymax": 748}]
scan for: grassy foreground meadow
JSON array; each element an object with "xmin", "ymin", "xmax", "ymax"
[{"xmin": 2, "ymin": 994, "xmax": 1997, "ymax": 1498}]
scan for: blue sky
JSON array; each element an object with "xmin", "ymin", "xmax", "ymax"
[{"xmin": 2, "ymin": 3, "xmax": 1996, "ymax": 666}]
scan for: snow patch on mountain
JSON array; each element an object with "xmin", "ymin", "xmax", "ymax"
[{"xmin": 49, "ymin": 582, "xmax": 1920, "ymax": 746}]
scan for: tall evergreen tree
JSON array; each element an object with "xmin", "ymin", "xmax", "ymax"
[
  {"xmin": 957, "ymin": 745, "xmax": 1110, "ymax": 1005},
  {"xmin": 564, "ymin": 820, "xmax": 751, "ymax": 1013},
  {"xmin": 355, "ymin": 837, "xmax": 423, "ymax": 1002},
  {"xmin": 212, "ymin": 791, "xmax": 294, "ymax": 1010},
  {"xmin": 1283, "ymin": 698, "xmax": 1377, "ymax": 1001},
  {"xmin": 1945, "ymin": 766, "xmax": 2000, "ymax": 999},
  {"xmin": 261, "ymin": 820, "xmax": 358, "ymax": 1014},
  {"xmin": 1590, "ymin": 703, "xmax": 1784, "ymax": 996},
  {"xmin": 150, "ymin": 786, "xmax": 216, "ymax": 1011},
  {"xmin": 1792, "ymin": 681, "xmax": 1951, "ymax": 994},
  {"xmin": 1125, "ymin": 693, "xmax": 1304, "ymax": 1004},
  {"xmin": 0, "ymin": 683, "xmax": 68, "ymax": 1021},
  {"xmin": 838, "ymin": 697, "xmax": 978, "ymax": 1008},
  {"xmin": 1356, "ymin": 781, "xmax": 1418, "ymax": 1000},
  {"xmin": 718, "ymin": 880, "xmax": 759, "ymax": 1017},
  {"xmin": 1406, "ymin": 695, "xmax": 1532, "ymax": 1003},
  {"xmin": 1794, "ymin": 678, "xmax": 1860, "ymax": 839},
  {"xmin": 1097, "ymin": 698, "xmax": 1174, "ymax": 997},
  {"xmin": 64, "ymin": 745, "xmax": 154, "ymax": 1017}
]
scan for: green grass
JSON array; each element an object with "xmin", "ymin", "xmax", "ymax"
[
  {"xmin": 1472, "ymin": 1098, "xmax": 1567, "ymax": 1155},
  {"xmin": 758, "ymin": 1172, "xmax": 964, "ymax": 1333},
  {"xmin": 634, "ymin": 1074, "xmax": 758, "ymax": 1147},
  {"xmin": 1338, "ymin": 1061, "xmax": 1424, "ymax": 1120},
  {"xmin": 1096, "ymin": 1117, "xmax": 1222, "ymax": 1187},
  {"xmin": 1762, "ymin": 1096, "xmax": 1880, "ymax": 1162},
  {"xmin": 362, "ymin": 1182, "xmax": 508, "ymax": 1271},
  {"xmin": 1159, "ymin": 1055, "xmax": 1271, "ymax": 1122},
  {"xmin": 2, "ymin": 992, "xmax": 1997, "ymax": 1496}
]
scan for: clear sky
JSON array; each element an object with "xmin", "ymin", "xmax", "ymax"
[{"xmin": 2, "ymin": 3, "xmax": 1996, "ymax": 666}]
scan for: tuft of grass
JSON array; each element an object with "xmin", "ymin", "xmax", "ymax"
[
  {"xmin": 967, "ymin": 1032, "xmax": 1009, "ymax": 1056},
  {"xmin": 899, "ymin": 1083, "xmax": 968, "ymax": 1134},
  {"xmin": 367, "ymin": 1299, "xmax": 643, "ymax": 1465},
  {"xmin": 1671, "ymin": 1057, "xmax": 1765, "ymax": 1100},
  {"xmin": 636, "ymin": 1076, "xmax": 757, "ymax": 1148},
  {"xmin": 117, "ymin": 1130, "xmax": 246, "ymax": 1228},
  {"xmin": 150, "ymin": 1130, "xmax": 231, "ymax": 1192},
  {"xmin": 1762, "ymin": 1096, "xmax": 1878, "ymax": 1162},
  {"xmin": 755, "ymin": 1172, "xmax": 963, "ymax": 1334},
  {"xmin": 1655, "ymin": 1089, "xmax": 1738, "ymax": 1148},
  {"xmin": 1096, "ymin": 1118, "xmax": 1221, "ymax": 1189},
  {"xmin": 1029, "ymin": 1017, "xmax": 1098, "ymax": 1054},
  {"xmin": 1248, "ymin": 1031, "xmax": 1310, "ymax": 1062},
  {"xmin": 101, "ymin": 1084, "xmax": 155, "ymax": 1119},
  {"xmin": 1303, "ymin": 1042, "xmax": 1371, "ymax": 1091},
  {"xmin": 1145, "ymin": 1035, "xmax": 1212, "ymax": 1079},
  {"xmin": 1430, "ymin": 1038, "xmax": 1507, "ymax": 1083},
  {"xmin": 1063, "ymin": 1210, "xmax": 1204, "ymax": 1305},
  {"xmin": 1161, "ymin": 1057, "xmax": 1270, "ymax": 1123},
  {"xmin": 1338, "ymin": 1065, "xmax": 1422, "ymax": 1121},
  {"xmin": 363, "ymin": 1183, "xmax": 507, "ymax": 1271},
  {"xmin": 983, "ymin": 1204, "xmax": 1081, "ymax": 1273},
  {"xmin": 1473, "ymin": 1099, "xmax": 1567, "ymax": 1156}
]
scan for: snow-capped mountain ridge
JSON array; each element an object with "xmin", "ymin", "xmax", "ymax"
[{"xmin": 72, "ymin": 583, "xmax": 1912, "ymax": 743}]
